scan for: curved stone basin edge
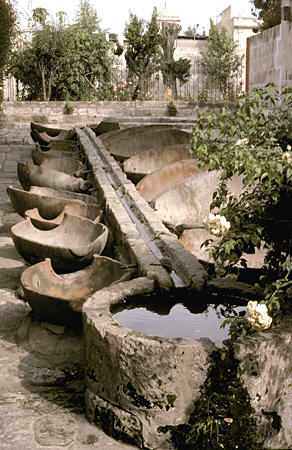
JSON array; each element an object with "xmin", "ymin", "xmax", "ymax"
[
  {"xmin": 76, "ymin": 126, "xmax": 207, "ymax": 291},
  {"xmin": 82, "ymin": 276, "xmax": 216, "ymax": 449}
]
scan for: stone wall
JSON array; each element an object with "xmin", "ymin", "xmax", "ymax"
[
  {"xmin": 0, "ymin": 100, "xmax": 198, "ymax": 131},
  {"xmin": 247, "ymin": 0, "xmax": 292, "ymax": 89}
]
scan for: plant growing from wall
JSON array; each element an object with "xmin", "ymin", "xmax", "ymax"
[
  {"xmin": 124, "ymin": 9, "xmax": 161, "ymax": 98},
  {"xmin": 199, "ymin": 20, "xmax": 243, "ymax": 97},
  {"xmin": 167, "ymin": 100, "xmax": 177, "ymax": 116},
  {"xmin": 160, "ymin": 345, "xmax": 264, "ymax": 449},
  {"xmin": 189, "ymin": 83, "xmax": 292, "ymax": 324}
]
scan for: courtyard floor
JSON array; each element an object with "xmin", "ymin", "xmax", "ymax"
[{"xmin": 0, "ymin": 143, "xmax": 136, "ymax": 450}]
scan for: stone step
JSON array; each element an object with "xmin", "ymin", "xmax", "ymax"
[
  {"xmin": 115, "ymin": 116, "xmax": 197, "ymax": 124},
  {"xmin": 0, "ymin": 130, "xmax": 32, "ymax": 145}
]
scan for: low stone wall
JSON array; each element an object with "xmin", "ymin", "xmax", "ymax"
[{"xmin": 0, "ymin": 100, "xmax": 198, "ymax": 131}]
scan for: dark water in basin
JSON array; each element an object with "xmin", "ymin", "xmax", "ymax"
[{"xmin": 111, "ymin": 290, "xmax": 246, "ymax": 346}]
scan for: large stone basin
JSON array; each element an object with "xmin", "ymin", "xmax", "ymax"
[
  {"xmin": 100, "ymin": 127, "xmax": 191, "ymax": 162},
  {"xmin": 91, "ymin": 120, "xmax": 120, "ymax": 136},
  {"xmin": 180, "ymin": 227, "xmax": 267, "ymax": 269},
  {"xmin": 17, "ymin": 162, "xmax": 91, "ymax": 192},
  {"xmin": 39, "ymin": 157, "xmax": 84, "ymax": 176},
  {"xmin": 151, "ymin": 171, "xmax": 243, "ymax": 226},
  {"xmin": 123, "ymin": 144, "xmax": 191, "ymax": 183},
  {"xmin": 31, "ymin": 122, "xmax": 77, "ymax": 137},
  {"xmin": 11, "ymin": 213, "xmax": 108, "ymax": 272},
  {"xmin": 30, "ymin": 127, "xmax": 77, "ymax": 145},
  {"xmin": 20, "ymin": 255, "xmax": 132, "ymax": 326},
  {"xmin": 99, "ymin": 124, "xmax": 171, "ymax": 145},
  {"xmin": 7, "ymin": 185, "xmax": 99, "ymax": 218},
  {"xmin": 83, "ymin": 278, "xmax": 215, "ymax": 449},
  {"xmin": 41, "ymin": 140, "xmax": 79, "ymax": 151},
  {"xmin": 136, "ymin": 159, "xmax": 203, "ymax": 202},
  {"xmin": 24, "ymin": 203, "xmax": 102, "ymax": 230},
  {"xmin": 32, "ymin": 147, "xmax": 80, "ymax": 165}
]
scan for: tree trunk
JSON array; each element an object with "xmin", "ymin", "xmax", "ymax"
[
  {"xmin": 47, "ymin": 70, "xmax": 54, "ymax": 102},
  {"xmin": 39, "ymin": 61, "xmax": 47, "ymax": 101}
]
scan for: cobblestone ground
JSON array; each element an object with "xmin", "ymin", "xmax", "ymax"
[{"xmin": 0, "ymin": 144, "xmax": 136, "ymax": 450}]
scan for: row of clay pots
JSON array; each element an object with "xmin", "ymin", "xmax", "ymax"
[{"xmin": 8, "ymin": 123, "xmax": 132, "ymax": 326}]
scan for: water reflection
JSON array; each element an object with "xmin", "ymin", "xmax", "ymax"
[{"xmin": 111, "ymin": 290, "xmax": 246, "ymax": 345}]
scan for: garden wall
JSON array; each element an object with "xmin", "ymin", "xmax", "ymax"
[
  {"xmin": 0, "ymin": 100, "xmax": 200, "ymax": 131},
  {"xmin": 247, "ymin": 0, "xmax": 292, "ymax": 89}
]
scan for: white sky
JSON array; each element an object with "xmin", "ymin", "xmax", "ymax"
[{"xmin": 16, "ymin": 0, "xmax": 254, "ymax": 38}]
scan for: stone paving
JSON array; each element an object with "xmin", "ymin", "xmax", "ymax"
[{"xmin": 0, "ymin": 143, "xmax": 136, "ymax": 450}]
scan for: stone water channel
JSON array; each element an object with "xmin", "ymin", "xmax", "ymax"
[{"xmin": 0, "ymin": 126, "xmax": 291, "ymax": 449}]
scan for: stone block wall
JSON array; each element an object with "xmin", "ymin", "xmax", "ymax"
[
  {"xmin": 0, "ymin": 100, "xmax": 198, "ymax": 131},
  {"xmin": 247, "ymin": 0, "xmax": 292, "ymax": 89}
]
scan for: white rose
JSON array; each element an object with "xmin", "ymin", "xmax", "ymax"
[
  {"xmin": 246, "ymin": 301, "xmax": 272, "ymax": 330},
  {"xmin": 236, "ymin": 137, "xmax": 249, "ymax": 146}
]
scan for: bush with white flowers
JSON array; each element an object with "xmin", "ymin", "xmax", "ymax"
[
  {"xmin": 246, "ymin": 301, "xmax": 272, "ymax": 330},
  {"xmin": 203, "ymin": 213, "xmax": 230, "ymax": 237},
  {"xmin": 190, "ymin": 84, "xmax": 292, "ymax": 327}
]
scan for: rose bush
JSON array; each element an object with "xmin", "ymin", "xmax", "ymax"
[{"xmin": 190, "ymin": 84, "xmax": 292, "ymax": 327}]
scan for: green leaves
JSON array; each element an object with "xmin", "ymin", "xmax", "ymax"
[
  {"xmin": 0, "ymin": 0, "xmax": 15, "ymax": 81},
  {"xmin": 199, "ymin": 19, "xmax": 243, "ymax": 95},
  {"xmin": 8, "ymin": 0, "xmax": 115, "ymax": 100},
  {"xmin": 190, "ymin": 84, "xmax": 292, "ymax": 318},
  {"xmin": 124, "ymin": 9, "xmax": 161, "ymax": 90}
]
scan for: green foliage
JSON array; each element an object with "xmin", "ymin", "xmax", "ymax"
[
  {"xmin": 32, "ymin": 7, "xmax": 49, "ymax": 25},
  {"xmin": 105, "ymin": 80, "xmax": 152, "ymax": 101},
  {"xmin": 200, "ymin": 20, "xmax": 243, "ymax": 95},
  {"xmin": 0, "ymin": 0, "xmax": 15, "ymax": 76},
  {"xmin": 8, "ymin": 0, "xmax": 116, "ymax": 101},
  {"xmin": 124, "ymin": 9, "xmax": 161, "ymax": 95},
  {"xmin": 63, "ymin": 0, "xmax": 115, "ymax": 101},
  {"xmin": 183, "ymin": 24, "xmax": 199, "ymax": 38},
  {"xmin": 9, "ymin": 12, "xmax": 72, "ymax": 100},
  {"xmin": 251, "ymin": 0, "xmax": 281, "ymax": 30},
  {"xmin": 160, "ymin": 22, "xmax": 191, "ymax": 99},
  {"xmin": 167, "ymin": 100, "xmax": 177, "ymax": 116},
  {"xmin": 161, "ymin": 346, "xmax": 263, "ymax": 449},
  {"xmin": 190, "ymin": 84, "xmax": 292, "ymax": 318}
]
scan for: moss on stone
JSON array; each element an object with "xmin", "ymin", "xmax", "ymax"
[
  {"xmin": 166, "ymin": 394, "xmax": 177, "ymax": 408},
  {"xmin": 159, "ymin": 342, "xmax": 265, "ymax": 449}
]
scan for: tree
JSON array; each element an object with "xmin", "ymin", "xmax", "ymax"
[
  {"xmin": 9, "ymin": 10, "xmax": 71, "ymax": 101},
  {"xmin": 8, "ymin": 0, "xmax": 116, "ymax": 100},
  {"xmin": 32, "ymin": 7, "xmax": 48, "ymax": 26},
  {"xmin": 251, "ymin": 0, "xmax": 281, "ymax": 30},
  {"xmin": 183, "ymin": 24, "xmax": 199, "ymax": 38},
  {"xmin": 160, "ymin": 22, "xmax": 191, "ymax": 99},
  {"xmin": 61, "ymin": 0, "xmax": 115, "ymax": 100},
  {"xmin": 0, "ymin": 0, "xmax": 15, "ymax": 101},
  {"xmin": 124, "ymin": 9, "xmax": 161, "ymax": 95},
  {"xmin": 199, "ymin": 20, "xmax": 243, "ymax": 95}
]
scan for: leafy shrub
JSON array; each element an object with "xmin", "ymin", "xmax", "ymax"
[{"xmin": 190, "ymin": 83, "xmax": 292, "ymax": 320}]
